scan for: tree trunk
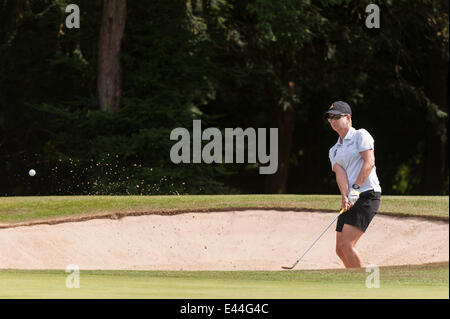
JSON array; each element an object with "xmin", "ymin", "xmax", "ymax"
[
  {"xmin": 97, "ymin": 0, "xmax": 127, "ymax": 113},
  {"xmin": 264, "ymin": 84, "xmax": 296, "ymax": 194}
]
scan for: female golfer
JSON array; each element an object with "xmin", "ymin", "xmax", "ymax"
[{"xmin": 324, "ymin": 101, "xmax": 381, "ymax": 268}]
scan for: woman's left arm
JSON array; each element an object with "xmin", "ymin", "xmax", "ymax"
[{"xmin": 354, "ymin": 149, "xmax": 375, "ymax": 187}]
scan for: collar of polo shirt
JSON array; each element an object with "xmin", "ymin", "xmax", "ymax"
[{"xmin": 337, "ymin": 127, "xmax": 356, "ymax": 145}]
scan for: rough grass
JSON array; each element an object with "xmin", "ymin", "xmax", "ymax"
[{"xmin": 0, "ymin": 195, "xmax": 448, "ymax": 225}]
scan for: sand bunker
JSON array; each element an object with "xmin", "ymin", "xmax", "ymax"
[{"xmin": 0, "ymin": 210, "xmax": 448, "ymax": 270}]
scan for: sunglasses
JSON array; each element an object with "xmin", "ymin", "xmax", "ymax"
[{"xmin": 327, "ymin": 114, "xmax": 347, "ymax": 121}]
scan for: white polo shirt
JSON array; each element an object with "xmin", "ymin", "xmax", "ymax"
[{"xmin": 329, "ymin": 127, "xmax": 382, "ymax": 193}]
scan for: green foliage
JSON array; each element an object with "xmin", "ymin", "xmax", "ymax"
[
  {"xmin": 0, "ymin": 0, "xmax": 235, "ymax": 196},
  {"xmin": 29, "ymin": 99, "xmax": 235, "ymax": 195},
  {"xmin": 0, "ymin": 0, "xmax": 447, "ymax": 195}
]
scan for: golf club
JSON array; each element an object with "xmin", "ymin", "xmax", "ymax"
[{"xmin": 282, "ymin": 208, "xmax": 345, "ymax": 270}]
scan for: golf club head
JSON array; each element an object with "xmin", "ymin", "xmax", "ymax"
[{"xmin": 281, "ymin": 266, "xmax": 294, "ymax": 270}]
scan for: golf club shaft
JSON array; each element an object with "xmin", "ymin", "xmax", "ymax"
[{"xmin": 289, "ymin": 209, "xmax": 344, "ymax": 269}]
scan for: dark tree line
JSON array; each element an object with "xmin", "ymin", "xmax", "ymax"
[{"xmin": 0, "ymin": 0, "xmax": 448, "ymax": 196}]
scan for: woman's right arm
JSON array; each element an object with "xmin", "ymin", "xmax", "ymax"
[{"xmin": 333, "ymin": 163, "xmax": 352, "ymax": 211}]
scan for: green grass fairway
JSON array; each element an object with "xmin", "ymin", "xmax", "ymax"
[
  {"xmin": 0, "ymin": 194, "xmax": 448, "ymax": 225},
  {"xmin": 0, "ymin": 263, "xmax": 447, "ymax": 299}
]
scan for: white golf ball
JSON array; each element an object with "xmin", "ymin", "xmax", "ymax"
[{"xmin": 29, "ymin": 169, "xmax": 36, "ymax": 177}]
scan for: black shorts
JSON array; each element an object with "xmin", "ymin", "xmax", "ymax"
[{"xmin": 336, "ymin": 190, "xmax": 381, "ymax": 233}]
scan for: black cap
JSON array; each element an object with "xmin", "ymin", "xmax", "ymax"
[{"xmin": 323, "ymin": 101, "xmax": 352, "ymax": 119}]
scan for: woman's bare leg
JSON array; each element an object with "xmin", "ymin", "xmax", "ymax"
[
  {"xmin": 336, "ymin": 224, "xmax": 364, "ymax": 268},
  {"xmin": 336, "ymin": 231, "xmax": 350, "ymax": 268}
]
